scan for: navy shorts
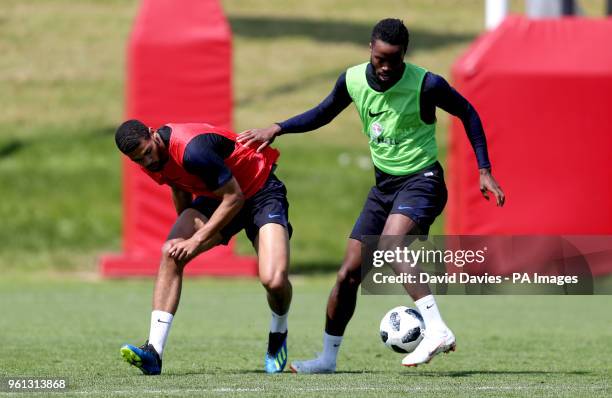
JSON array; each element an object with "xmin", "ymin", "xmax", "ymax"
[
  {"xmin": 350, "ymin": 161, "xmax": 447, "ymax": 240},
  {"xmin": 189, "ymin": 172, "xmax": 292, "ymax": 245}
]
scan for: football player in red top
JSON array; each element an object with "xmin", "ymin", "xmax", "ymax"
[{"xmin": 115, "ymin": 120, "xmax": 292, "ymax": 375}]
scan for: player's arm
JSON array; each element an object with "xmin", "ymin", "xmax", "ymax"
[
  {"xmin": 171, "ymin": 186, "xmax": 193, "ymax": 215},
  {"xmin": 192, "ymin": 177, "xmax": 243, "ymax": 245},
  {"xmin": 237, "ymin": 72, "xmax": 352, "ymax": 152},
  {"xmin": 167, "ymin": 178, "xmax": 244, "ymax": 262},
  {"xmin": 423, "ymin": 72, "xmax": 505, "ymax": 206},
  {"xmin": 167, "ymin": 134, "xmax": 244, "ymax": 261}
]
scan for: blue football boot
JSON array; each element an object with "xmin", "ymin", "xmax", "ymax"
[
  {"xmin": 120, "ymin": 340, "xmax": 162, "ymax": 375},
  {"xmin": 265, "ymin": 331, "xmax": 288, "ymax": 373}
]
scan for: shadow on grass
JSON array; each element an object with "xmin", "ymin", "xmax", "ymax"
[
  {"xmin": 228, "ymin": 16, "xmax": 473, "ymax": 50},
  {"xmin": 0, "ymin": 123, "xmax": 115, "ymax": 155},
  {"xmin": 231, "ymin": 17, "xmax": 472, "ymax": 107},
  {"xmin": 0, "ymin": 139, "xmax": 25, "ymax": 158},
  {"xmin": 236, "ymin": 68, "xmax": 343, "ymax": 107},
  {"xmin": 0, "ymin": 125, "xmax": 116, "ymax": 162},
  {"xmin": 410, "ymin": 370, "xmax": 592, "ymax": 378},
  {"xmin": 158, "ymin": 369, "xmax": 590, "ymax": 377},
  {"xmin": 170, "ymin": 369, "xmax": 385, "ymax": 375},
  {"xmin": 91, "ymin": 125, "xmax": 117, "ymax": 136},
  {"xmin": 291, "ymin": 261, "xmax": 338, "ymax": 275}
]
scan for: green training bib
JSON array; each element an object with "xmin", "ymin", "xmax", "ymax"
[{"xmin": 345, "ymin": 62, "xmax": 437, "ymax": 175}]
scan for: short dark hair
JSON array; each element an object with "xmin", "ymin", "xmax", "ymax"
[
  {"xmin": 371, "ymin": 18, "xmax": 409, "ymax": 51},
  {"xmin": 115, "ymin": 119, "xmax": 149, "ymax": 154}
]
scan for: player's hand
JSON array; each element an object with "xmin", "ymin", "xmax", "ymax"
[
  {"xmin": 237, "ymin": 124, "xmax": 281, "ymax": 152},
  {"xmin": 479, "ymin": 168, "xmax": 505, "ymax": 207},
  {"xmin": 166, "ymin": 237, "xmax": 200, "ymax": 262}
]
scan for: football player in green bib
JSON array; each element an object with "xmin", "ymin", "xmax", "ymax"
[{"xmin": 239, "ymin": 18, "xmax": 504, "ymax": 372}]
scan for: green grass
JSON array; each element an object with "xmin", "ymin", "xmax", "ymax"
[
  {"xmin": 1, "ymin": 1, "xmax": 610, "ymax": 396},
  {"xmin": 0, "ymin": 0, "xmax": 490, "ymax": 272},
  {"xmin": 0, "ymin": 126, "xmax": 121, "ymax": 271},
  {"xmin": 0, "ymin": 276, "xmax": 610, "ymax": 397},
  {"xmin": 1, "ymin": 0, "xmax": 606, "ymax": 271}
]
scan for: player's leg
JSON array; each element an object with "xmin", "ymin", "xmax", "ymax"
[
  {"xmin": 256, "ymin": 223, "xmax": 292, "ymax": 319},
  {"xmin": 325, "ymin": 238, "xmax": 363, "ymax": 336},
  {"xmin": 291, "ymin": 187, "xmax": 387, "ymax": 373},
  {"xmin": 255, "ymin": 223, "xmax": 292, "ymax": 373},
  {"xmin": 244, "ymin": 172, "xmax": 293, "ymax": 373},
  {"xmin": 382, "ymin": 163, "xmax": 455, "ymax": 366},
  {"xmin": 153, "ymin": 208, "xmax": 221, "ymax": 314},
  {"xmin": 290, "ymin": 239, "xmax": 363, "ymax": 374},
  {"xmin": 325, "ymin": 187, "xmax": 389, "ymax": 336},
  {"xmin": 121, "ymin": 207, "xmax": 223, "ymax": 375},
  {"xmin": 379, "ymin": 214, "xmax": 431, "ymax": 300},
  {"xmin": 381, "ymin": 213, "xmax": 455, "ymax": 366}
]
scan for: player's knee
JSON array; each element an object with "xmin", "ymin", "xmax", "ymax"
[
  {"xmin": 161, "ymin": 243, "xmax": 179, "ymax": 263},
  {"xmin": 160, "ymin": 242, "xmax": 188, "ymax": 269},
  {"xmin": 260, "ymin": 270, "xmax": 289, "ymax": 292},
  {"xmin": 161, "ymin": 242, "xmax": 173, "ymax": 258},
  {"xmin": 337, "ymin": 265, "xmax": 361, "ymax": 288}
]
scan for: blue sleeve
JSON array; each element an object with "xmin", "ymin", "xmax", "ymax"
[
  {"xmin": 277, "ymin": 72, "xmax": 352, "ymax": 134},
  {"xmin": 182, "ymin": 134, "xmax": 235, "ymax": 191},
  {"xmin": 421, "ymin": 72, "xmax": 492, "ymax": 170}
]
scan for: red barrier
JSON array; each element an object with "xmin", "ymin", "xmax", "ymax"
[
  {"xmin": 447, "ymin": 16, "xmax": 612, "ymax": 275},
  {"xmin": 100, "ymin": 0, "xmax": 257, "ymax": 277}
]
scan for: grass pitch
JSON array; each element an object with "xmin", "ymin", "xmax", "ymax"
[
  {"xmin": 1, "ymin": 0, "xmax": 609, "ymax": 271},
  {"xmin": 0, "ymin": 276, "xmax": 610, "ymax": 397},
  {"xmin": 1, "ymin": 1, "xmax": 610, "ymax": 396}
]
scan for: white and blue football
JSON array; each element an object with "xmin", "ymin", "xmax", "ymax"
[{"xmin": 379, "ymin": 306, "xmax": 425, "ymax": 354}]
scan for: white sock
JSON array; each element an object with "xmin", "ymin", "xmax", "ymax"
[
  {"xmin": 321, "ymin": 332, "xmax": 342, "ymax": 364},
  {"xmin": 148, "ymin": 310, "xmax": 174, "ymax": 358},
  {"xmin": 270, "ymin": 310, "xmax": 288, "ymax": 333},
  {"xmin": 415, "ymin": 295, "xmax": 446, "ymax": 331}
]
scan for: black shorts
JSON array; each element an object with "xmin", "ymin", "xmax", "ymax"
[
  {"xmin": 349, "ymin": 161, "xmax": 447, "ymax": 240},
  {"xmin": 189, "ymin": 172, "xmax": 292, "ymax": 245}
]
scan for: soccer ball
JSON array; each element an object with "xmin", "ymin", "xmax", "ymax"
[{"xmin": 379, "ymin": 306, "xmax": 425, "ymax": 353}]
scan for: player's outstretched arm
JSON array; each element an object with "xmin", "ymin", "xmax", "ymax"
[{"xmin": 237, "ymin": 72, "xmax": 352, "ymax": 152}]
